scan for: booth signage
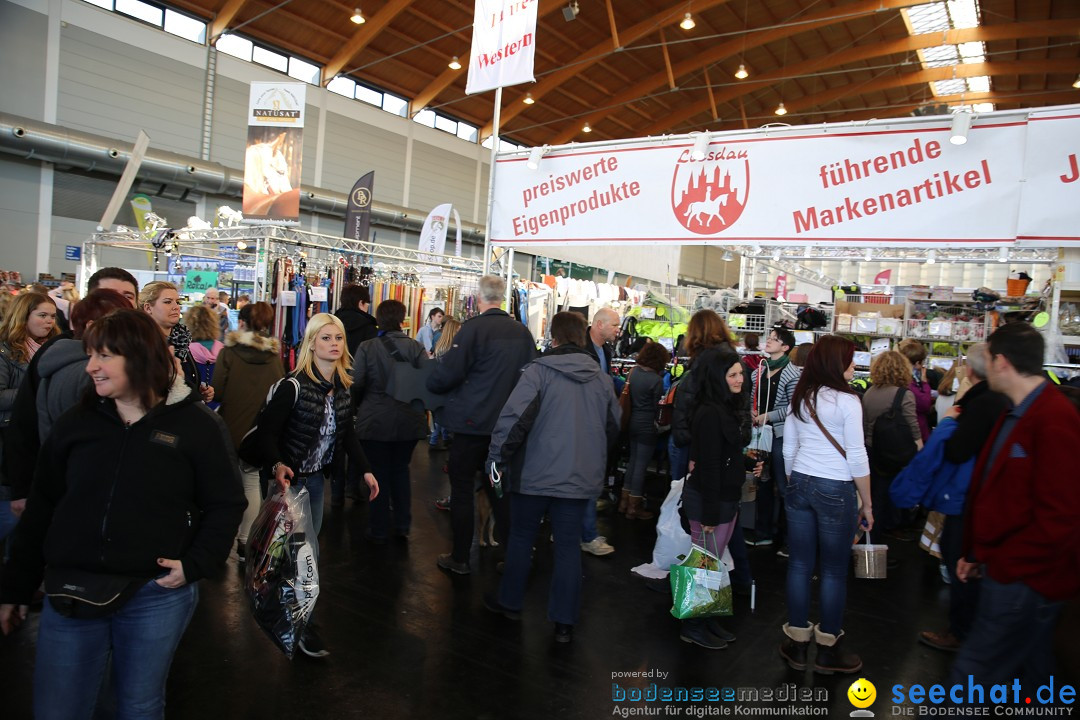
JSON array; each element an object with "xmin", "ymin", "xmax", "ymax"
[
  {"xmin": 64, "ymin": 245, "xmax": 81, "ymax": 261},
  {"xmin": 465, "ymin": 0, "xmax": 538, "ymax": 95},
  {"xmin": 490, "ymin": 106, "xmax": 1080, "ymax": 248},
  {"xmin": 184, "ymin": 270, "xmax": 219, "ymax": 293},
  {"xmin": 243, "ymin": 82, "xmax": 306, "ymax": 225}
]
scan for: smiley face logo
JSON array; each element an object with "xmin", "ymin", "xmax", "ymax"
[{"xmin": 848, "ymin": 678, "xmax": 876, "ymax": 709}]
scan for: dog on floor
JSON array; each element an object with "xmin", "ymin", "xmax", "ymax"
[{"xmin": 476, "ymin": 487, "xmax": 498, "ymax": 547}]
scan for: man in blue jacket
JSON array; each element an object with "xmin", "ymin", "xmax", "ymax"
[{"xmin": 427, "ymin": 276, "xmax": 536, "ymax": 575}]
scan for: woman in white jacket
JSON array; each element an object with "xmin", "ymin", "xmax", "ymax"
[{"xmin": 778, "ymin": 335, "xmax": 873, "ymax": 676}]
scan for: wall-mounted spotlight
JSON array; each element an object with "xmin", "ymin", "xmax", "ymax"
[
  {"xmin": 690, "ymin": 132, "xmax": 710, "ymax": 161},
  {"xmin": 998, "ymin": 247, "xmax": 1009, "ymax": 263},
  {"xmin": 926, "ymin": 249, "xmax": 936, "ymax": 265},
  {"xmin": 950, "ymin": 111, "xmax": 973, "ymax": 145},
  {"xmin": 722, "ymin": 250, "xmax": 734, "ymax": 262},
  {"xmin": 772, "ymin": 249, "xmax": 781, "ymax": 262},
  {"xmin": 527, "ymin": 146, "xmax": 548, "ymax": 171},
  {"xmin": 562, "ymin": 1, "xmax": 579, "ymax": 21}
]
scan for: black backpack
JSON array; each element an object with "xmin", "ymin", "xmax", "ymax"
[{"xmin": 870, "ymin": 387, "xmax": 918, "ymax": 477}]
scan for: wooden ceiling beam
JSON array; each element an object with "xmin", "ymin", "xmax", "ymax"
[
  {"xmin": 548, "ymin": 0, "xmax": 941, "ymax": 144},
  {"xmin": 786, "ymin": 58, "xmax": 1080, "ymax": 116},
  {"xmin": 210, "ymin": 0, "xmax": 249, "ymax": 42},
  {"xmin": 409, "ymin": 0, "xmax": 565, "ymax": 116},
  {"xmin": 482, "ymin": 0, "xmax": 736, "ymax": 136},
  {"xmin": 322, "ymin": 0, "xmax": 418, "ymax": 85},
  {"xmin": 639, "ymin": 18, "xmax": 1080, "ymax": 135}
]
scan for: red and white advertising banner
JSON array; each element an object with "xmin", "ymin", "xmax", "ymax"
[
  {"xmin": 1016, "ymin": 108, "xmax": 1080, "ymax": 246},
  {"xmin": 465, "ymin": 0, "xmax": 538, "ymax": 95},
  {"xmin": 490, "ymin": 115, "xmax": 1047, "ymax": 248},
  {"xmin": 243, "ymin": 82, "xmax": 306, "ymax": 225},
  {"xmin": 774, "ymin": 275, "xmax": 788, "ymax": 301}
]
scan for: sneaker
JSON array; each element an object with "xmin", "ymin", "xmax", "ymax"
[
  {"xmin": 918, "ymin": 630, "xmax": 961, "ymax": 652},
  {"xmin": 298, "ymin": 627, "xmax": 330, "ymax": 658},
  {"xmin": 752, "ymin": 538, "xmax": 774, "ymax": 547},
  {"xmin": 554, "ymin": 623, "xmax": 574, "ymax": 643},
  {"xmin": 580, "ymin": 537, "xmax": 615, "ymax": 556},
  {"xmin": 434, "ymin": 496, "xmax": 451, "ymax": 511},
  {"xmin": 482, "ymin": 592, "xmax": 521, "ymax": 621},
  {"xmin": 436, "ymin": 553, "xmax": 471, "ymax": 575},
  {"xmin": 776, "ymin": 545, "xmax": 790, "ymax": 558}
]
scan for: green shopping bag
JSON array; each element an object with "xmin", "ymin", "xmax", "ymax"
[{"xmin": 669, "ymin": 535, "xmax": 733, "ymax": 619}]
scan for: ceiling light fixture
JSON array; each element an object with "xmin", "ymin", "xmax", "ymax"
[
  {"xmin": 772, "ymin": 249, "xmax": 781, "ymax": 262},
  {"xmin": 236, "ymin": 240, "xmax": 247, "ymax": 250},
  {"xmin": 865, "ymin": 249, "xmax": 873, "ymax": 262},
  {"xmin": 998, "ymin": 247, "xmax": 1009, "ymax": 263},
  {"xmin": 680, "ymin": 12, "xmax": 696, "ymax": 30},
  {"xmin": 690, "ymin": 132, "xmax": 710, "ymax": 161},
  {"xmin": 527, "ymin": 146, "xmax": 547, "ymax": 171},
  {"xmin": 950, "ymin": 111, "xmax": 973, "ymax": 145},
  {"xmin": 562, "ymin": 1, "xmax": 579, "ymax": 22},
  {"xmin": 582, "ymin": 122, "xmax": 592, "ymax": 133},
  {"xmin": 927, "ymin": 249, "xmax": 936, "ymax": 265},
  {"xmin": 775, "ymin": 102, "xmax": 787, "ymax": 116},
  {"xmin": 350, "ymin": 7, "xmax": 365, "ymax": 24},
  {"xmin": 722, "ymin": 250, "xmax": 734, "ymax": 262},
  {"xmin": 734, "ymin": 64, "xmax": 748, "ymax": 80},
  {"xmin": 448, "ymin": 56, "xmax": 461, "ymax": 70},
  {"xmin": 523, "ymin": 92, "xmax": 535, "ymax": 105},
  {"xmin": 1073, "ymin": 74, "xmax": 1080, "ymax": 89}
]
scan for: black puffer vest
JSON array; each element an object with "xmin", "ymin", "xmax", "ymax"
[{"xmin": 282, "ymin": 370, "xmax": 354, "ymax": 472}]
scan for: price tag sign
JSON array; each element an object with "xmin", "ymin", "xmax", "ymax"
[{"xmin": 309, "ymin": 286, "xmax": 328, "ymax": 302}]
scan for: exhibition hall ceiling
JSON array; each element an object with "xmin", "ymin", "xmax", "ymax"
[{"xmin": 168, "ymin": 0, "xmax": 1080, "ymax": 147}]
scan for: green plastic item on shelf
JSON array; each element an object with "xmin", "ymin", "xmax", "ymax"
[{"xmin": 1033, "ymin": 312, "xmax": 1050, "ymax": 328}]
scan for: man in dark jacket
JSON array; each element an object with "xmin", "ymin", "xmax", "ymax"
[
  {"xmin": 483, "ymin": 311, "xmax": 620, "ymax": 642},
  {"xmin": 950, "ymin": 324, "xmax": 1080, "ymax": 692},
  {"xmin": 335, "ymin": 284, "xmax": 378, "ymax": 357},
  {"xmin": 584, "ymin": 308, "xmax": 620, "ymax": 379},
  {"xmin": 428, "ymin": 275, "xmax": 536, "ymax": 574}
]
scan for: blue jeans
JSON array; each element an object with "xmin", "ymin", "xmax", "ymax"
[
  {"xmin": 669, "ymin": 437, "xmax": 689, "ymax": 483},
  {"xmin": 784, "ymin": 471, "xmax": 859, "ymax": 634},
  {"xmin": 500, "ymin": 493, "xmax": 588, "ymax": 625},
  {"xmin": 429, "ymin": 421, "xmax": 448, "ymax": 446},
  {"xmin": 0, "ymin": 500, "xmax": 18, "ymax": 561},
  {"xmin": 941, "ymin": 513, "xmax": 979, "ymax": 641},
  {"xmin": 624, "ymin": 440, "xmax": 654, "ymax": 496},
  {"xmin": 949, "ymin": 576, "xmax": 1062, "ymax": 692},
  {"xmin": 34, "ymin": 580, "xmax": 198, "ymax": 720},
  {"xmin": 292, "ymin": 472, "xmax": 325, "ymax": 561},
  {"xmin": 581, "ymin": 499, "xmax": 599, "ymax": 543},
  {"xmin": 362, "ymin": 439, "xmax": 418, "ymax": 538}
]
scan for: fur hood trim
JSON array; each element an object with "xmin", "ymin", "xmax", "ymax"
[{"xmin": 225, "ymin": 330, "xmax": 280, "ymax": 353}]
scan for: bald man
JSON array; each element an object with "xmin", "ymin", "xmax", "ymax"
[
  {"xmin": 585, "ymin": 308, "xmax": 620, "ymax": 380},
  {"xmin": 580, "ymin": 307, "xmax": 622, "ymax": 557}
]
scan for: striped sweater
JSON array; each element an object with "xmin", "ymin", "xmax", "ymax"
[{"xmin": 753, "ymin": 361, "xmax": 802, "ymax": 439}]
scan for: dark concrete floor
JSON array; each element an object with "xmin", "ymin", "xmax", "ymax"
[{"xmin": 1, "ymin": 447, "xmax": 972, "ymax": 719}]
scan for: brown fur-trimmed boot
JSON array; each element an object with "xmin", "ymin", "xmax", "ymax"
[
  {"xmin": 778, "ymin": 623, "xmax": 813, "ymax": 670},
  {"xmin": 617, "ymin": 488, "xmax": 630, "ymax": 514},
  {"xmin": 813, "ymin": 625, "xmax": 862, "ymax": 675},
  {"xmin": 625, "ymin": 495, "xmax": 655, "ymax": 520}
]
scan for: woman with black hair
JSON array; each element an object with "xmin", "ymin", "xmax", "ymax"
[
  {"xmin": 0, "ymin": 309, "xmax": 244, "ymax": 717},
  {"xmin": 779, "ymin": 335, "xmax": 872, "ymax": 675},
  {"xmin": 679, "ymin": 346, "xmax": 757, "ymax": 650}
]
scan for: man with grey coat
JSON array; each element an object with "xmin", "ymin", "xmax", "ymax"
[{"xmin": 482, "ymin": 311, "xmax": 620, "ymax": 643}]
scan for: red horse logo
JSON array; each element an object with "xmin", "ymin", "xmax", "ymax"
[{"xmin": 671, "ymin": 150, "xmax": 749, "ymax": 235}]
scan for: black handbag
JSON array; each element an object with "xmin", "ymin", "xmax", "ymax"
[{"xmin": 44, "ymin": 567, "xmax": 148, "ymax": 619}]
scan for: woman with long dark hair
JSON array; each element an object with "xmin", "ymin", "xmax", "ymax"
[
  {"xmin": 679, "ymin": 346, "xmax": 756, "ymax": 650},
  {"xmin": 211, "ymin": 301, "xmax": 284, "ymax": 562},
  {"xmin": 779, "ymin": 335, "xmax": 872, "ymax": 675},
  {"xmin": 620, "ymin": 341, "xmax": 668, "ymax": 519},
  {"xmin": 0, "ymin": 309, "xmax": 244, "ymax": 717}
]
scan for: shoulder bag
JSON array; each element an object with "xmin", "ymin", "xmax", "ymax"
[
  {"xmin": 618, "ymin": 368, "xmax": 635, "ymax": 434},
  {"xmin": 808, "ymin": 400, "xmax": 847, "ymax": 460}
]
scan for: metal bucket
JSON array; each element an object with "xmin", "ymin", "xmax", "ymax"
[{"xmin": 852, "ymin": 531, "xmax": 888, "ymax": 579}]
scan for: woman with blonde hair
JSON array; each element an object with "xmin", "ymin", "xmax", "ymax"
[
  {"xmin": 139, "ymin": 281, "xmax": 213, "ymax": 404},
  {"xmin": 253, "ymin": 313, "xmax": 378, "ymax": 658},
  {"xmin": 862, "ymin": 350, "xmax": 922, "ymax": 535},
  {"xmin": 183, "ymin": 305, "xmax": 224, "ymax": 390},
  {"xmin": 428, "ymin": 316, "xmax": 460, "ymax": 454},
  {"xmin": 0, "ymin": 291, "xmax": 59, "ymax": 545}
]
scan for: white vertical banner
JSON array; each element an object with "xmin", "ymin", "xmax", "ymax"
[
  {"xmin": 418, "ymin": 203, "xmax": 453, "ymax": 260},
  {"xmin": 1016, "ymin": 108, "xmax": 1080, "ymax": 245},
  {"xmin": 465, "ymin": 0, "xmax": 538, "ymax": 95}
]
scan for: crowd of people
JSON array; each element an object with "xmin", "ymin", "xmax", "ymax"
[{"xmin": 0, "ymin": 269, "xmax": 1077, "ymax": 716}]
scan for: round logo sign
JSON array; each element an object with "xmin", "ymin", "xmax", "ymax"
[
  {"xmin": 352, "ymin": 187, "xmax": 371, "ymax": 207},
  {"xmin": 670, "ymin": 145, "xmax": 749, "ymax": 234}
]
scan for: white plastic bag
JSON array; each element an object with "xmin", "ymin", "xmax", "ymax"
[
  {"xmin": 244, "ymin": 486, "xmax": 320, "ymax": 658},
  {"xmin": 632, "ymin": 478, "xmax": 736, "ymax": 579}
]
